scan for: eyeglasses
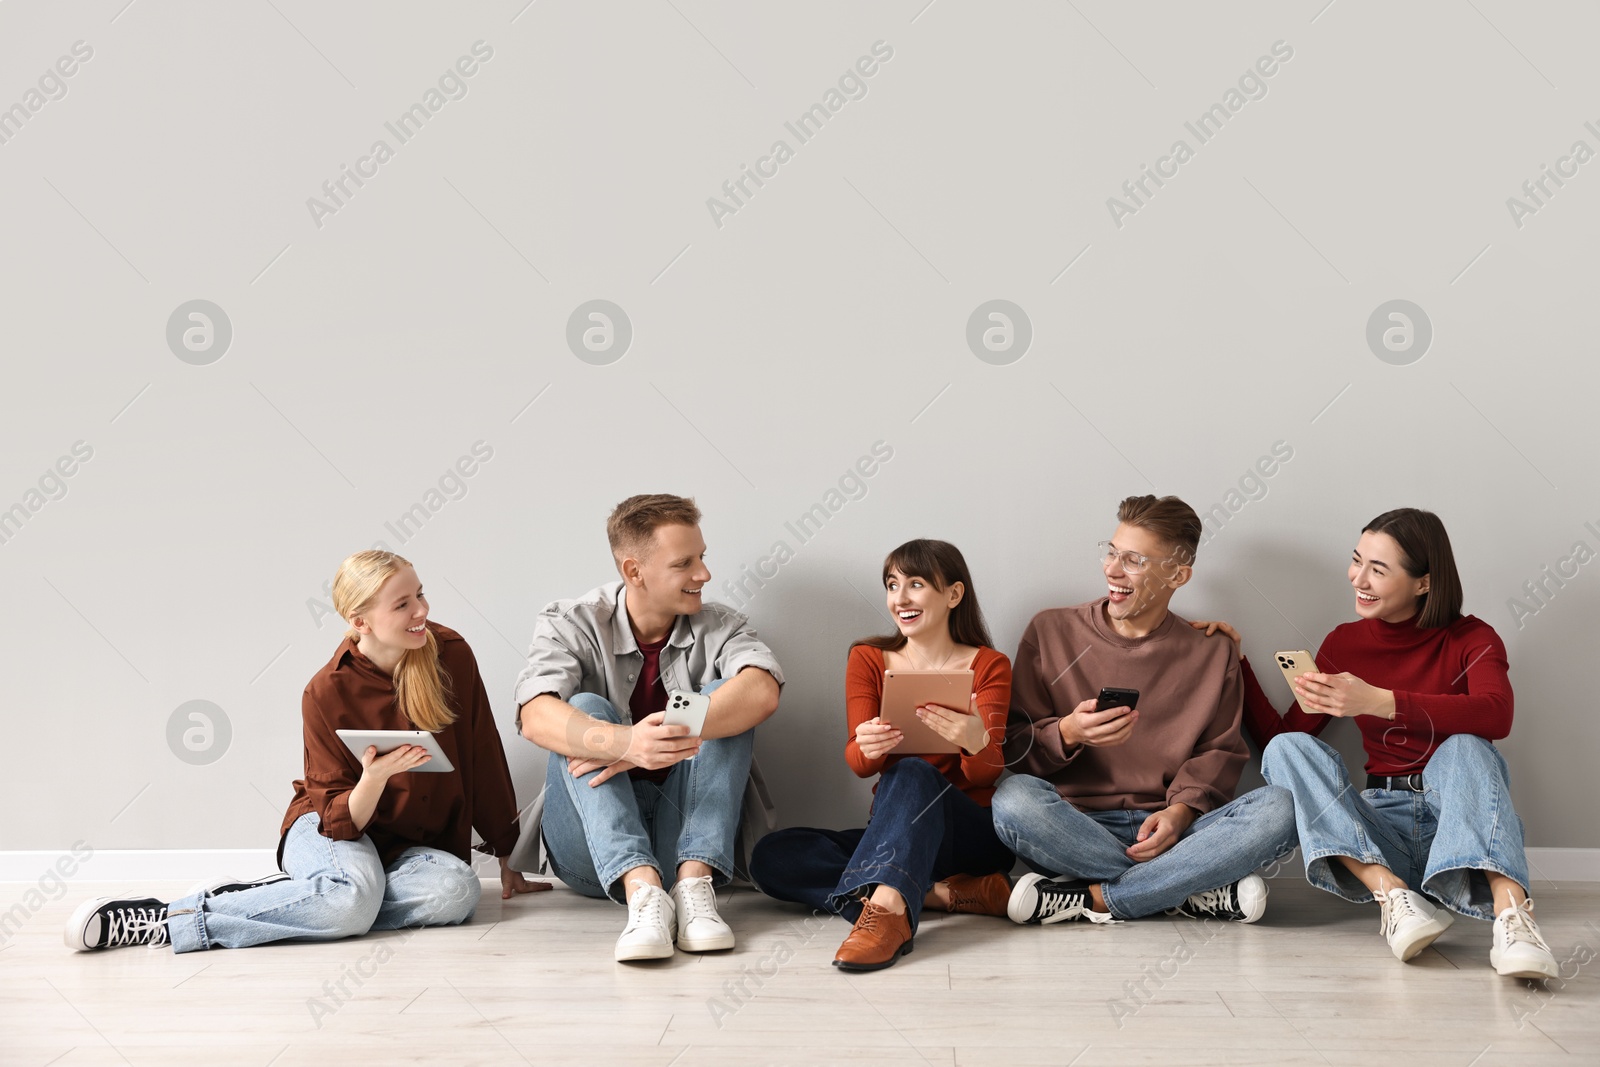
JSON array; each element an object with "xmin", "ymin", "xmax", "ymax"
[{"xmin": 1097, "ymin": 541, "xmax": 1170, "ymax": 575}]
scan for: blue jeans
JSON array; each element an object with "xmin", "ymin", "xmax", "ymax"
[
  {"xmin": 1260, "ymin": 732, "xmax": 1529, "ymax": 920},
  {"xmin": 541, "ymin": 679, "xmax": 752, "ymax": 904},
  {"xmin": 990, "ymin": 775, "xmax": 1298, "ymax": 918},
  {"xmin": 165, "ymin": 812, "xmax": 482, "ymax": 954},
  {"xmin": 748, "ymin": 757, "xmax": 1014, "ymax": 932}
]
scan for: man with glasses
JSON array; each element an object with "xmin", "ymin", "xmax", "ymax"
[{"xmin": 991, "ymin": 494, "xmax": 1297, "ymax": 927}]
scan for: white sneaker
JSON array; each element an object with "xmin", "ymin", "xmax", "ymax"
[
  {"xmin": 671, "ymin": 874, "xmax": 735, "ymax": 952},
  {"xmin": 1491, "ymin": 898, "xmax": 1559, "ymax": 979},
  {"xmin": 614, "ymin": 881, "xmax": 676, "ymax": 962},
  {"xmin": 1378, "ymin": 887, "xmax": 1453, "ymax": 961}
]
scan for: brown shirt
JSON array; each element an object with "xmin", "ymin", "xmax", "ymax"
[
  {"xmin": 279, "ymin": 622, "xmax": 522, "ymax": 867},
  {"xmin": 1002, "ymin": 599, "xmax": 1246, "ymax": 814}
]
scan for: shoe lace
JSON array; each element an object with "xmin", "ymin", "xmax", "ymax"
[
  {"xmin": 852, "ymin": 903, "xmax": 884, "ymax": 934},
  {"xmin": 948, "ymin": 880, "xmax": 981, "ymax": 913},
  {"xmin": 1036, "ymin": 885, "xmax": 1117, "ymax": 924},
  {"xmin": 106, "ymin": 904, "xmax": 169, "ymax": 948},
  {"xmin": 676, "ymin": 877, "xmax": 718, "ymax": 924},
  {"xmin": 1501, "ymin": 899, "xmax": 1552, "ymax": 952},
  {"xmin": 1037, "ymin": 889, "xmax": 1081, "ymax": 919},
  {"xmin": 1184, "ymin": 886, "xmax": 1236, "ymax": 917},
  {"xmin": 628, "ymin": 886, "xmax": 668, "ymax": 929},
  {"xmin": 1381, "ymin": 889, "xmax": 1421, "ymax": 934}
]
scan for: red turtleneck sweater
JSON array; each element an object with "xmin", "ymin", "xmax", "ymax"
[{"xmin": 1241, "ymin": 614, "xmax": 1513, "ymax": 775}]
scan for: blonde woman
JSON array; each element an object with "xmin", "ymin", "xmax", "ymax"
[{"xmin": 66, "ymin": 551, "xmax": 546, "ymax": 953}]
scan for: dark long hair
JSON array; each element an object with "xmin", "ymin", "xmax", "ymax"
[
  {"xmin": 1363, "ymin": 508, "xmax": 1463, "ymax": 629},
  {"xmin": 854, "ymin": 539, "xmax": 994, "ymax": 653}
]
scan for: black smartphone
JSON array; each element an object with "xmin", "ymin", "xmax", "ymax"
[{"xmin": 1095, "ymin": 687, "xmax": 1140, "ymax": 713}]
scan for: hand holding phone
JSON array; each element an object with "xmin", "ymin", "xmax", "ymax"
[
  {"xmin": 1060, "ymin": 687, "xmax": 1140, "ymax": 748},
  {"xmin": 1096, "ymin": 687, "xmax": 1140, "ymax": 715},
  {"xmin": 1274, "ymin": 651, "xmax": 1318, "ymax": 703},
  {"xmin": 663, "ymin": 689, "xmax": 711, "ymax": 738}
]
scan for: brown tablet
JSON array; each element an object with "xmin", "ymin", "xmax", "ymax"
[{"xmin": 880, "ymin": 669, "xmax": 975, "ymax": 755}]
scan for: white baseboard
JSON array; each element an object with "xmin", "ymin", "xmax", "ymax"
[
  {"xmin": 0, "ymin": 848, "xmax": 504, "ymax": 883},
  {"xmin": 2, "ymin": 847, "xmax": 1597, "ymax": 883},
  {"xmin": 1259, "ymin": 847, "xmax": 1599, "ymax": 882}
]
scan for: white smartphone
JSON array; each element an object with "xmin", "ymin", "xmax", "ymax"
[
  {"xmin": 663, "ymin": 689, "xmax": 711, "ymax": 737},
  {"xmin": 335, "ymin": 729, "xmax": 455, "ymax": 772}
]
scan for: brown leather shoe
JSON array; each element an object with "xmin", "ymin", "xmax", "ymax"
[
  {"xmin": 832, "ymin": 900, "xmax": 913, "ymax": 972},
  {"xmin": 943, "ymin": 872, "xmax": 1012, "ymax": 917}
]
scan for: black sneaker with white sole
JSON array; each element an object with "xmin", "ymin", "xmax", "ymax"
[
  {"xmin": 187, "ymin": 872, "xmax": 291, "ymax": 897},
  {"xmin": 64, "ymin": 897, "xmax": 171, "ymax": 952},
  {"xmin": 1168, "ymin": 873, "xmax": 1268, "ymax": 923},
  {"xmin": 1006, "ymin": 873, "xmax": 1117, "ymax": 925}
]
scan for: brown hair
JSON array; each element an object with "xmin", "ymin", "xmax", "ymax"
[
  {"xmin": 332, "ymin": 550, "xmax": 456, "ymax": 732},
  {"xmin": 854, "ymin": 539, "xmax": 994, "ymax": 653},
  {"xmin": 606, "ymin": 494, "xmax": 702, "ymax": 564},
  {"xmin": 1363, "ymin": 508, "xmax": 1463, "ymax": 629},
  {"xmin": 1116, "ymin": 494, "xmax": 1203, "ymax": 567}
]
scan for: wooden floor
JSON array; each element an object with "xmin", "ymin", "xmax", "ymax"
[{"xmin": 2, "ymin": 875, "xmax": 1597, "ymax": 1066}]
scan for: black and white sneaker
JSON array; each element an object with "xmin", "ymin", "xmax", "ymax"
[
  {"xmin": 1168, "ymin": 873, "xmax": 1267, "ymax": 923},
  {"xmin": 186, "ymin": 872, "xmax": 291, "ymax": 898},
  {"xmin": 1006, "ymin": 874, "xmax": 1117, "ymax": 925},
  {"xmin": 64, "ymin": 897, "xmax": 171, "ymax": 952}
]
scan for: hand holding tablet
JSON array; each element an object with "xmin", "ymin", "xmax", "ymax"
[
  {"xmin": 879, "ymin": 669, "xmax": 976, "ymax": 755},
  {"xmin": 336, "ymin": 729, "xmax": 455, "ymax": 773}
]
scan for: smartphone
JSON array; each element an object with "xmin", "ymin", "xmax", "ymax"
[
  {"xmin": 663, "ymin": 689, "xmax": 711, "ymax": 737},
  {"xmin": 1095, "ymin": 687, "xmax": 1140, "ymax": 714},
  {"xmin": 1274, "ymin": 650, "xmax": 1318, "ymax": 692}
]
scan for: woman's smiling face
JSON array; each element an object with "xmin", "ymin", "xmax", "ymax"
[
  {"xmin": 885, "ymin": 567, "xmax": 961, "ymax": 640},
  {"xmin": 1349, "ymin": 530, "xmax": 1429, "ymax": 623}
]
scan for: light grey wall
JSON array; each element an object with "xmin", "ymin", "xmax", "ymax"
[{"xmin": 2, "ymin": 1, "xmax": 1595, "ymax": 855}]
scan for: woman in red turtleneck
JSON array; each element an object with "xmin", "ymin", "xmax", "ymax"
[{"xmin": 1193, "ymin": 508, "xmax": 1557, "ymax": 980}]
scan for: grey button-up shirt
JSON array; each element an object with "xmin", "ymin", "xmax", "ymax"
[{"xmin": 513, "ymin": 580, "xmax": 783, "ymax": 723}]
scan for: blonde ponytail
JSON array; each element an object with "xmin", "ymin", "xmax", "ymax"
[{"xmin": 332, "ymin": 550, "xmax": 456, "ymax": 732}]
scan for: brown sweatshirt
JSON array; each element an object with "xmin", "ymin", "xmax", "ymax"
[
  {"xmin": 1002, "ymin": 599, "xmax": 1246, "ymax": 814},
  {"xmin": 279, "ymin": 622, "xmax": 522, "ymax": 867}
]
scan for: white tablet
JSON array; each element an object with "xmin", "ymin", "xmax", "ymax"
[{"xmin": 335, "ymin": 729, "xmax": 455, "ymax": 773}]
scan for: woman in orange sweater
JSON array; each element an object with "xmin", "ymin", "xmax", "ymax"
[{"xmin": 749, "ymin": 539, "xmax": 1014, "ymax": 971}]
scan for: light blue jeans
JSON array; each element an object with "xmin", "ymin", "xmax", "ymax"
[
  {"xmin": 1261, "ymin": 732, "xmax": 1529, "ymax": 920},
  {"xmin": 990, "ymin": 775, "xmax": 1298, "ymax": 918},
  {"xmin": 541, "ymin": 679, "xmax": 752, "ymax": 904},
  {"xmin": 165, "ymin": 812, "xmax": 482, "ymax": 954}
]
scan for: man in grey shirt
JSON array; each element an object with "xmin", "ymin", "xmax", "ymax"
[{"xmin": 516, "ymin": 494, "xmax": 782, "ymax": 962}]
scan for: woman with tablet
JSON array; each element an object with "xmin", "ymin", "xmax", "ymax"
[
  {"xmin": 66, "ymin": 550, "xmax": 546, "ymax": 954},
  {"xmin": 749, "ymin": 539, "xmax": 1014, "ymax": 972},
  {"xmin": 1191, "ymin": 508, "xmax": 1558, "ymax": 979}
]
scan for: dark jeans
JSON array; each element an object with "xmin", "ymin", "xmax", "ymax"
[{"xmin": 749, "ymin": 757, "xmax": 1014, "ymax": 931}]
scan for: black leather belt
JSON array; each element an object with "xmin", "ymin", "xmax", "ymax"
[{"xmin": 1367, "ymin": 772, "xmax": 1425, "ymax": 792}]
